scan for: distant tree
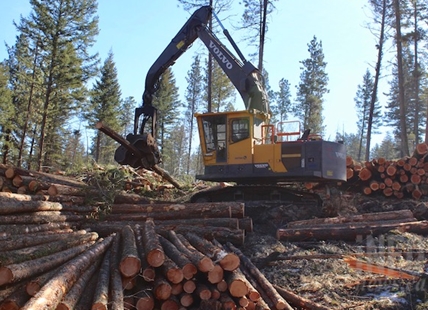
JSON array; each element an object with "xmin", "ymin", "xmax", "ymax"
[
  {"xmin": 0, "ymin": 62, "xmax": 14, "ymax": 164},
  {"xmin": 184, "ymin": 55, "xmax": 204, "ymax": 175},
  {"xmin": 119, "ymin": 96, "xmax": 137, "ymax": 136},
  {"xmin": 177, "ymin": 0, "xmax": 233, "ymax": 112},
  {"xmin": 366, "ymin": 0, "xmax": 390, "ymax": 161},
  {"xmin": 355, "ymin": 69, "xmax": 382, "ymax": 161},
  {"xmin": 271, "ymin": 78, "xmax": 291, "ymax": 123},
  {"xmin": 336, "ymin": 132, "xmax": 363, "ymax": 160},
  {"xmin": 393, "ymin": 0, "xmax": 410, "ymax": 156},
  {"xmin": 14, "ymin": 0, "xmax": 99, "ymax": 170},
  {"xmin": 370, "ymin": 132, "xmax": 399, "ymax": 159},
  {"xmin": 83, "ymin": 51, "xmax": 122, "ymax": 165},
  {"xmin": 237, "ymin": 0, "xmax": 277, "ymax": 70},
  {"xmin": 292, "ymin": 36, "xmax": 329, "ymax": 135},
  {"xmin": 152, "ymin": 68, "xmax": 181, "ymax": 157},
  {"xmin": 208, "ymin": 58, "xmax": 236, "ymax": 112},
  {"xmin": 162, "ymin": 123, "xmax": 188, "ymax": 176}
]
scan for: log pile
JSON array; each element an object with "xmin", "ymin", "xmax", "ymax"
[
  {"xmin": 0, "ymin": 165, "xmax": 328, "ymax": 309},
  {"xmin": 346, "ymin": 142, "xmax": 428, "ymax": 199},
  {"xmin": 277, "ymin": 209, "xmax": 428, "ymax": 242},
  {"xmin": 0, "ymin": 216, "xmax": 303, "ymax": 309}
]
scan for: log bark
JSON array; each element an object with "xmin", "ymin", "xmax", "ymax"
[
  {"xmin": 155, "ymin": 217, "xmax": 239, "ymax": 230},
  {"xmin": 0, "ymin": 242, "xmax": 94, "ymax": 286},
  {"xmin": 158, "ymin": 235, "xmax": 197, "ymax": 280},
  {"xmin": 154, "ymin": 275, "xmax": 172, "ymax": 301},
  {"xmin": 21, "ymin": 235, "xmax": 113, "ymax": 310},
  {"xmin": 108, "ymin": 202, "xmax": 234, "ymax": 220},
  {"xmin": 286, "ymin": 210, "xmax": 415, "ymax": 228},
  {"xmin": 159, "ymin": 254, "xmax": 184, "ymax": 284},
  {"xmin": 0, "ymin": 211, "xmax": 88, "ymax": 225},
  {"xmin": 0, "ymin": 232, "xmax": 98, "ymax": 265},
  {"xmin": 47, "ymin": 183, "xmax": 96, "ymax": 197},
  {"xmin": 162, "ymin": 226, "xmax": 245, "ymax": 246},
  {"xmin": 56, "ymin": 258, "xmax": 101, "ymax": 310},
  {"xmin": 133, "ymin": 224, "xmax": 155, "ymax": 282},
  {"xmin": 169, "ymin": 232, "xmax": 214, "ymax": 273},
  {"xmin": 0, "ymin": 283, "xmax": 30, "ymax": 310},
  {"xmin": 0, "ymin": 229, "xmax": 87, "ymax": 251},
  {"xmin": 119, "ymin": 225, "xmax": 141, "ymax": 278},
  {"xmin": 226, "ymin": 243, "xmax": 292, "ymax": 310},
  {"xmin": 142, "ymin": 219, "xmax": 165, "ymax": 267},
  {"xmin": 0, "ymin": 223, "xmax": 72, "ymax": 236},
  {"xmin": 226, "ymin": 268, "xmax": 250, "ymax": 298},
  {"xmin": 277, "ymin": 219, "xmax": 428, "ymax": 242},
  {"xmin": 91, "ymin": 248, "xmax": 111, "ymax": 310},
  {"xmin": 273, "ymin": 284, "xmax": 330, "ymax": 310},
  {"xmin": 109, "ymin": 234, "xmax": 124, "ymax": 310}
]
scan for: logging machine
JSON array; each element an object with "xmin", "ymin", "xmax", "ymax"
[{"xmin": 114, "ymin": 6, "xmax": 346, "ymax": 204}]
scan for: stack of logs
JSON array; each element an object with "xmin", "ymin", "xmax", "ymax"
[
  {"xmin": 346, "ymin": 142, "xmax": 428, "ymax": 199},
  {"xmin": 0, "ymin": 165, "xmax": 325, "ymax": 309}
]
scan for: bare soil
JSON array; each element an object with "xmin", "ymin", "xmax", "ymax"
[{"xmin": 240, "ymin": 192, "xmax": 428, "ymax": 310}]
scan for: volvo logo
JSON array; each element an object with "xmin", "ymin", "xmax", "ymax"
[{"xmin": 209, "ymin": 41, "xmax": 233, "ymax": 70}]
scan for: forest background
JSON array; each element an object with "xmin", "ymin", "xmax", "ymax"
[{"xmin": 0, "ymin": 0, "xmax": 427, "ymax": 180}]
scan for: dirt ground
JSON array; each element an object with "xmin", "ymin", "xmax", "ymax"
[{"xmin": 240, "ymin": 192, "xmax": 428, "ymax": 310}]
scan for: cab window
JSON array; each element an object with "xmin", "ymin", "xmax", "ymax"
[{"xmin": 231, "ymin": 118, "xmax": 249, "ymax": 143}]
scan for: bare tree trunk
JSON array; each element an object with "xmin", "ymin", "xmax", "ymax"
[
  {"xmin": 412, "ymin": 2, "xmax": 421, "ymax": 144},
  {"xmin": 366, "ymin": 0, "xmax": 387, "ymax": 161},
  {"xmin": 394, "ymin": 0, "xmax": 410, "ymax": 156}
]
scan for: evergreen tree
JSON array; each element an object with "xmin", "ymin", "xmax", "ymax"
[
  {"xmin": 238, "ymin": 0, "xmax": 277, "ymax": 69},
  {"xmin": 119, "ymin": 96, "xmax": 137, "ymax": 136},
  {"xmin": 13, "ymin": 0, "xmax": 99, "ymax": 170},
  {"xmin": 271, "ymin": 78, "xmax": 291, "ymax": 123},
  {"xmin": 184, "ymin": 55, "xmax": 204, "ymax": 175},
  {"xmin": 370, "ymin": 132, "xmax": 399, "ymax": 159},
  {"xmin": 335, "ymin": 132, "xmax": 363, "ymax": 160},
  {"xmin": 208, "ymin": 58, "xmax": 236, "ymax": 112},
  {"xmin": 293, "ymin": 36, "xmax": 329, "ymax": 135},
  {"xmin": 354, "ymin": 69, "xmax": 382, "ymax": 161},
  {"xmin": 83, "ymin": 51, "xmax": 122, "ymax": 165},
  {"xmin": 0, "ymin": 62, "xmax": 14, "ymax": 164},
  {"xmin": 152, "ymin": 68, "xmax": 181, "ymax": 158}
]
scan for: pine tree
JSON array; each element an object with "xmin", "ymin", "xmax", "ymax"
[
  {"xmin": 13, "ymin": 0, "xmax": 99, "ymax": 170},
  {"xmin": 83, "ymin": 51, "xmax": 122, "ymax": 165},
  {"xmin": 354, "ymin": 69, "xmax": 382, "ymax": 161},
  {"xmin": 0, "ymin": 62, "xmax": 14, "ymax": 164},
  {"xmin": 208, "ymin": 58, "xmax": 236, "ymax": 112},
  {"xmin": 370, "ymin": 132, "xmax": 399, "ymax": 159},
  {"xmin": 293, "ymin": 36, "xmax": 329, "ymax": 135},
  {"xmin": 152, "ymin": 68, "xmax": 181, "ymax": 157},
  {"xmin": 272, "ymin": 78, "xmax": 291, "ymax": 123},
  {"xmin": 238, "ymin": 0, "xmax": 277, "ymax": 69},
  {"xmin": 119, "ymin": 96, "xmax": 137, "ymax": 136},
  {"xmin": 184, "ymin": 55, "xmax": 204, "ymax": 175}
]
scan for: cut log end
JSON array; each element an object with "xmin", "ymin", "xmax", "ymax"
[
  {"xmin": 147, "ymin": 249, "xmax": 165, "ymax": 268},
  {"xmin": 0, "ymin": 266, "xmax": 13, "ymax": 286},
  {"xmin": 119, "ymin": 257, "xmax": 141, "ymax": 278}
]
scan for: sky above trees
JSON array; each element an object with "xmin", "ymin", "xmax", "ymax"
[{"xmin": 1, "ymin": 0, "xmax": 388, "ymax": 144}]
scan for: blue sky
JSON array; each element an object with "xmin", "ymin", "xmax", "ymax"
[{"xmin": 1, "ymin": 0, "xmax": 390, "ymax": 144}]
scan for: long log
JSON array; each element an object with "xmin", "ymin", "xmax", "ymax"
[
  {"xmin": 134, "ymin": 224, "xmax": 155, "ymax": 282},
  {"xmin": 277, "ymin": 219, "xmax": 428, "ymax": 242},
  {"xmin": 285, "ymin": 210, "xmax": 416, "ymax": 228},
  {"xmin": 0, "ymin": 211, "xmax": 89, "ymax": 225},
  {"xmin": 142, "ymin": 219, "xmax": 165, "ymax": 267},
  {"xmin": 0, "ymin": 232, "xmax": 98, "ymax": 265},
  {"xmin": 155, "ymin": 217, "xmax": 239, "ymax": 230},
  {"xmin": 0, "ymin": 223, "xmax": 72, "ymax": 236},
  {"xmin": 226, "ymin": 243, "xmax": 292, "ymax": 310},
  {"xmin": 109, "ymin": 202, "xmax": 235, "ymax": 219},
  {"xmin": 158, "ymin": 235, "xmax": 197, "ymax": 280},
  {"xmin": 21, "ymin": 236, "xmax": 112, "ymax": 310},
  {"xmin": 91, "ymin": 248, "xmax": 111, "ymax": 310},
  {"xmin": 56, "ymin": 258, "xmax": 101, "ymax": 310},
  {"xmin": 0, "ymin": 229, "xmax": 87, "ymax": 251},
  {"xmin": 0, "ymin": 282, "xmax": 30, "ymax": 310},
  {"xmin": 170, "ymin": 232, "xmax": 214, "ymax": 273},
  {"xmin": 0, "ymin": 242, "xmax": 95, "ymax": 286},
  {"xmin": 171, "ymin": 226, "xmax": 244, "ymax": 246},
  {"xmin": 109, "ymin": 234, "xmax": 124, "ymax": 310},
  {"xmin": 273, "ymin": 285, "xmax": 330, "ymax": 310},
  {"xmin": 119, "ymin": 225, "xmax": 141, "ymax": 278},
  {"xmin": 226, "ymin": 268, "xmax": 250, "ymax": 298},
  {"xmin": 159, "ymin": 254, "xmax": 184, "ymax": 284},
  {"xmin": 26, "ymin": 266, "xmax": 63, "ymax": 296}
]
